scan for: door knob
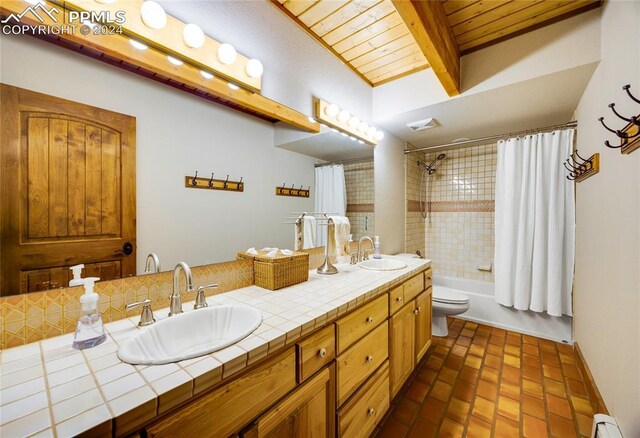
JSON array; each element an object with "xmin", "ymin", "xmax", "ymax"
[{"xmin": 115, "ymin": 242, "xmax": 134, "ymax": 256}]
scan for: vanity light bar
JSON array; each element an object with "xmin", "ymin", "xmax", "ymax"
[{"xmin": 314, "ymin": 99, "xmax": 381, "ymax": 146}]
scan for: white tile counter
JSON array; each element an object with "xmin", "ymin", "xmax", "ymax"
[{"xmin": 0, "ymin": 256, "xmax": 430, "ymax": 437}]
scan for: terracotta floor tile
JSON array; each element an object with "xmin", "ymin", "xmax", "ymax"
[
  {"xmin": 471, "ymin": 397, "xmax": 495, "ymax": 423},
  {"xmin": 567, "ymin": 378, "xmax": 589, "ymax": 398},
  {"xmin": 502, "ymin": 365, "xmax": 521, "ymax": 384},
  {"xmin": 378, "ymin": 416, "xmax": 409, "ymax": 438},
  {"xmin": 546, "ymin": 394, "xmax": 572, "ymax": 419},
  {"xmin": 452, "ymin": 380, "xmax": 475, "ymax": 403},
  {"xmin": 477, "ymin": 379, "xmax": 498, "ymax": 400},
  {"xmin": 476, "ymin": 327, "xmax": 491, "ymax": 337},
  {"xmin": 543, "ymin": 364, "xmax": 564, "ymax": 381},
  {"xmin": 495, "ymin": 414, "xmax": 520, "ymax": 438},
  {"xmin": 503, "ymin": 353, "xmax": 521, "ymax": 368},
  {"xmin": 464, "ymin": 355, "xmax": 482, "ymax": 370},
  {"xmin": 461, "ymin": 328, "xmax": 476, "ymax": 338},
  {"xmin": 393, "ymin": 398, "xmax": 420, "ymax": 425},
  {"xmin": 481, "ymin": 367, "xmax": 499, "ymax": 384},
  {"xmin": 433, "ymin": 345, "xmax": 450, "ymax": 357},
  {"xmin": 459, "ymin": 366, "xmax": 479, "ymax": 384},
  {"xmin": 522, "ymin": 394, "xmax": 546, "ymax": 419},
  {"xmin": 444, "ymin": 355, "xmax": 463, "ymax": 371},
  {"xmin": 523, "ymin": 364, "xmax": 542, "ymax": 382},
  {"xmin": 426, "ymin": 355, "xmax": 444, "ymax": 371},
  {"xmin": 489, "ymin": 335, "xmax": 505, "ymax": 346},
  {"xmin": 407, "ymin": 417, "xmax": 437, "ymax": 438},
  {"xmin": 456, "ymin": 336, "xmax": 472, "ymax": 347},
  {"xmin": 466, "ymin": 416, "xmax": 492, "ymax": 438},
  {"xmin": 472, "ymin": 335, "xmax": 489, "ymax": 347},
  {"xmin": 550, "ymin": 413, "xmax": 579, "ymax": 437},
  {"xmin": 504, "ymin": 344, "xmax": 520, "ymax": 356},
  {"xmin": 486, "ymin": 344, "xmax": 503, "ymax": 356},
  {"xmin": 405, "ymin": 379, "xmax": 429, "ymax": 403},
  {"xmin": 523, "ymin": 378, "xmax": 544, "ymax": 399},
  {"xmin": 439, "ymin": 368, "xmax": 459, "ymax": 385},
  {"xmin": 523, "ymin": 353, "xmax": 540, "ymax": 367},
  {"xmin": 524, "ymin": 413, "xmax": 549, "ymax": 438},
  {"xmin": 450, "ymin": 344, "xmax": 467, "ymax": 357},
  {"xmin": 541, "ymin": 352, "xmax": 560, "ymax": 367},
  {"xmin": 575, "ymin": 412, "xmax": 593, "ymax": 436},
  {"xmin": 560, "ymin": 353, "xmax": 576, "ymax": 365},
  {"xmin": 417, "ymin": 368, "xmax": 438, "ymax": 385},
  {"xmin": 446, "ymin": 398, "xmax": 471, "ymax": 424},
  {"xmin": 562, "ymin": 364, "xmax": 583, "ymax": 381},
  {"xmin": 544, "ymin": 377, "xmax": 568, "ymax": 398},
  {"xmin": 498, "ymin": 395, "xmax": 520, "ymax": 422},
  {"xmin": 420, "ymin": 397, "xmax": 445, "ymax": 424},
  {"xmin": 431, "ymin": 380, "xmax": 453, "ymax": 402},
  {"xmin": 464, "ymin": 321, "xmax": 479, "ymax": 330},
  {"xmin": 571, "ymin": 395, "xmax": 595, "ymax": 416},
  {"xmin": 499, "ymin": 380, "xmax": 520, "ymax": 400},
  {"xmin": 439, "ymin": 418, "xmax": 465, "ymax": 438},
  {"xmin": 523, "ymin": 334, "xmax": 538, "ymax": 345},
  {"xmin": 469, "ymin": 344, "xmax": 486, "ymax": 357},
  {"xmin": 523, "ymin": 343, "xmax": 539, "ymax": 355},
  {"xmin": 484, "ymin": 354, "xmax": 502, "ymax": 369}
]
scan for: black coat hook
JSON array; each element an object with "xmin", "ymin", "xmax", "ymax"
[
  {"xmin": 605, "ymin": 137, "xmax": 627, "ymax": 149},
  {"xmin": 239, "ymin": 177, "xmax": 243, "ymax": 187},
  {"xmin": 623, "ymin": 84, "xmax": 640, "ymax": 104},
  {"xmin": 208, "ymin": 172, "xmax": 215, "ymax": 188},
  {"xmin": 191, "ymin": 171, "xmax": 198, "ymax": 186},
  {"xmin": 608, "ymin": 103, "xmax": 640, "ymax": 125},
  {"xmin": 223, "ymin": 175, "xmax": 229, "ymax": 189},
  {"xmin": 599, "ymin": 117, "xmax": 628, "ymax": 138}
]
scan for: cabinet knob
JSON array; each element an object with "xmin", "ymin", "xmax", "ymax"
[
  {"xmin": 414, "ymin": 309, "xmax": 419, "ymax": 315},
  {"xmin": 396, "ymin": 297, "xmax": 403, "ymax": 303},
  {"xmin": 318, "ymin": 348, "xmax": 327, "ymax": 358},
  {"xmin": 418, "ymin": 306, "xmax": 423, "ymax": 312},
  {"xmin": 367, "ymin": 407, "xmax": 375, "ymax": 416},
  {"xmin": 366, "ymin": 316, "xmax": 374, "ymax": 324},
  {"xmin": 366, "ymin": 355, "xmax": 373, "ymax": 363}
]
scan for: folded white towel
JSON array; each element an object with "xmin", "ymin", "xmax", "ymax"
[
  {"xmin": 281, "ymin": 249, "xmax": 293, "ymax": 256},
  {"xmin": 246, "ymin": 247, "xmax": 258, "ymax": 255},
  {"xmin": 302, "ymin": 216, "xmax": 317, "ymax": 249},
  {"xmin": 266, "ymin": 248, "xmax": 279, "ymax": 258},
  {"xmin": 329, "ymin": 216, "xmax": 350, "ymax": 262}
]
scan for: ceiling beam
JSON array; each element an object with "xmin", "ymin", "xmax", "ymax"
[{"xmin": 391, "ymin": 0, "xmax": 460, "ymax": 96}]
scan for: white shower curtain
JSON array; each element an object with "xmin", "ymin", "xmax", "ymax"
[
  {"xmin": 494, "ymin": 129, "xmax": 575, "ymax": 316},
  {"xmin": 314, "ymin": 165, "xmax": 347, "ymax": 247}
]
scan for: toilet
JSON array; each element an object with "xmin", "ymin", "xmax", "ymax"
[{"xmin": 432, "ymin": 286, "xmax": 470, "ymax": 337}]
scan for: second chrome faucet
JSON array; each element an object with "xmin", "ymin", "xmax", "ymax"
[{"xmin": 170, "ymin": 262, "xmax": 194, "ymax": 316}]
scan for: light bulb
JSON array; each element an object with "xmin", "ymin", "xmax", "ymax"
[
  {"xmin": 375, "ymin": 130, "xmax": 384, "ymax": 140},
  {"xmin": 129, "ymin": 39, "xmax": 148, "ymax": 50},
  {"xmin": 200, "ymin": 71, "xmax": 214, "ymax": 80},
  {"xmin": 338, "ymin": 110, "xmax": 350, "ymax": 123},
  {"xmin": 183, "ymin": 23, "xmax": 205, "ymax": 48},
  {"xmin": 167, "ymin": 56, "xmax": 183, "ymax": 66},
  {"xmin": 245, "ymin": 59, "xmax": 264, "ymax": 78},
  {"xmin": 348, "ymin": 117, "xmax": 360, "ymax": 129},
  {"xmin": 325, "ymin": 104, "xmax": 339, "ymax": 117},
  {"xmin": 140, "ymin": 1, "xmax": 166, "ymax": 29},
  {"xmin": 228, "ymin": 83, "xmax": 239, "ymax": 90},
  {"xmin": 218, "ymin": 43, "xmax": 237, "ymax": 65},
  {"xmin": 366, "ymin": 127, "xmax": 376, "ymax": 138},
  {"xmin": 358, "ymin": 121, "xmax": 369, "ymax": 133}
]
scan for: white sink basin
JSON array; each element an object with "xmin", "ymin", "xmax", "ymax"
[
  {"xmin": 118, "ymin": 304, "xmax": 262, "ymax": 365},
  {"xmin": 359, "ymin": 258, "xmax": 408, "ymax": 271}
]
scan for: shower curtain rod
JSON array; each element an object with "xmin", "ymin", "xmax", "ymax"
[
  {"xmin": 404, "ymin": 121, "xmax": 578, "ymax": 154},
  {"xmin": 314, "ymin": 156, "xmax": 373, "ymax": 167}
]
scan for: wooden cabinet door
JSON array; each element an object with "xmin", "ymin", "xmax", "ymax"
[
  {"xmin": 0, "ymin": 84, "xmax": 136, "ymax": 295},
  {"xmin": 242, "ymin": 365, "xmax": 335, "ymax": 438},
  {"xmin": 389, "ymin": 302, "xmax": 415, "ymax": 398},
  {"xmin": 415, "ymin": 289, "xmax": 433, "ymax": 364}
]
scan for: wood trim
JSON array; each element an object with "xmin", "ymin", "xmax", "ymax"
[
  {"xmin": 0, "ymin": 1, "xmax": 320, "ymax": 133},
  {"xmin": 574, "ymin": 342, "xmax": 609, "ymax": 415},
  {"xmin": 391, "ymin": 0, "xmax": 460, "ymax": 96}
]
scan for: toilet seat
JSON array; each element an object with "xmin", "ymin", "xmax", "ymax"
[{"xmin": 433, "ymin": 288, "xmax": 469, "ymax": 305}]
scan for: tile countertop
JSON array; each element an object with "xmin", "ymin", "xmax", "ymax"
[{"xmin": 0, "ymin": 256, "xmax": 430, "ymax": 437}]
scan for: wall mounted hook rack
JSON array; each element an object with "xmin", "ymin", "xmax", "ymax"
[
  {"xmin": 185, "ymin": 172, "xmax": 244, "ymax": 192},
  {"xmin": 599, "ymin": 84, "xmax": 640, "ymax": 154},
  {"xmin": 564, "ymin": 150, "xmax": 599, "ymax": 183},
  {"xmin": 276, "ymin": 183, "xmax": 310, "ymax": 198}
]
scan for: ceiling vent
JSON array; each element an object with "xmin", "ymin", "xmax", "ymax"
[{"xmin": 406, "ymin": 118, "xmax": 440, "ymax": 132}]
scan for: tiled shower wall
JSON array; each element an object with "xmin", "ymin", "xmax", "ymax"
[
  {"xmin": 406, "ymin": 144, "xmax": 497, "ymax": 281},
  {"xmin": 405, "ymin": 152, "xmax": 426, "ymax": 258},
  {"xmin": 344, "ymin": 161, "xmax": 375, "ymax": 240}
]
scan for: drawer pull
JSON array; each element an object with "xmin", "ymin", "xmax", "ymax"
[
  {"xmin": 396, "ymin": 297, "xmax": 403, "ymax": 303},
  {"xmin": 366, "ymin": 355, "xmax": 374, "ymax": 363},
  {"xmin": 413, "ymin": 309, "xmax": 419, "ymax": 315},
  {"xmin": 367, "ymin": 407, "xmax": 375, "ymax": 416},
  {"xmin": 366, "ymin": 316, "xmax": 374, "ymax": 324},
  {"xmin": 318, "ymin": 348, "xmax": 327, "ymax": 358},
  {"xmin": 418, "ymin": 306, "xmax": 423, "ymax": 312}
]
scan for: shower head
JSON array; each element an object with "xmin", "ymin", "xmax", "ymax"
[
  {"xmin": 437, "ymin": 153, "xmax": 446, "ymax": 160},
  {"xmin": 423, "ymin": 153, "xmax": 446, "ymax": 174}
]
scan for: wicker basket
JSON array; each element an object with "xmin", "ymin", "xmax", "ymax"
[{"xmin": 237, "ymin": 250, "xmax": 309, "ymax": 290}]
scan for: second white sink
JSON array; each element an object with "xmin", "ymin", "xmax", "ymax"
[
  {"xmin": 359, "ymin": 258, "xmax": 408, "ymax": 271},
  {"xmin": 118, "ymin": 304, "xmax": 262, "ymax": 365}
]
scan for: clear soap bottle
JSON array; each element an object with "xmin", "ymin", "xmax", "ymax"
[
  {"xmin": 72, "ymin": 277, "xmax": 107, "ymax": 350},
  {"xmin": 373, "ymin": 236, "xmax": 382, "ymax": 259}
]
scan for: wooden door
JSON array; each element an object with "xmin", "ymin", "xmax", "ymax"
[
  {"xmin": 415, "ymin": 289, "xmax": 433, "ymax": 363},
  {"xmin": 389, "ymin": 302, "xmax": 415, "ymax": 398},
  {"xmin": 241, "ymin": 366, "xmax": 334, "ymax": 438},
  {"xmin": 1, "ymin": 84, "xmax": 136, "ymax": 295}
]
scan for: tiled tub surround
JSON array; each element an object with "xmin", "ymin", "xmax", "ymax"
[
  {"xmin": 344, "ymin": 160, "xmax": 375, "ymax": 239},
  {"xmin": 406, "ymin": 144, "xmax": 497, "ymax": 282},
  {"xmin": 405, "ymin": 154, "xmax": 426, "ymax": 258},
  {"xmin": 0, "ymin": 257, "xmax": 430, "ymax": 437}
]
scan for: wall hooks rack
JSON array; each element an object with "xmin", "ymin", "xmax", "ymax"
[
  {"xmin": 185, "ymin": 172, "xmax": 244, "ymax": 192},
  {"xmin": 276, "ymin": 183, "xmax": 310, "ymax": 198},
  {"xmin": 598, "ymin": 84, "xmax": 640, "ymax": 154},
  {"xmin": 564, "ymin": 150, "xmax": 599, "ymax": 183}
]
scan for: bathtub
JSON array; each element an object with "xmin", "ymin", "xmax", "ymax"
[{"xmin": 433, "ymin": 274, "xmax": 573, "ymax": 344}]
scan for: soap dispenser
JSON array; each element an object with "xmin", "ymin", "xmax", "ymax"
[
  {"xmin": 373, "ymin": 236, "xmax": 382, "ymax": 259},
  {"xmin": 72, "ymin": 277, "xmax": 107, "ymax": 350},
  {"xmin": 69, "ymin": 264, "xmax": 85, "ymax": 287}
]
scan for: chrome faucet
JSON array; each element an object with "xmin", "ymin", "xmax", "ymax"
[
  {"xmin": 144, "ymin": 253, "xmax": 161, "ymax": 274},
  {"xmin": 169, "ymin": 262, "xmax": 194, "ymax": 316},
  {"xmin": 357, "ymin": 236, "xmax": 374, "ymax": 262}
]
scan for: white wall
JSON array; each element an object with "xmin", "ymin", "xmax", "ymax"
[
  {"xmin": 0, "ymin": 34, "xmax": 316, "ymax": 272},
  {"xmin": 374, "ymin": 130, "xmax": 405, "ymax": 254},
  {"xmin": 573, "ymin": 1, "xmax": 640, "ymax": 436}
]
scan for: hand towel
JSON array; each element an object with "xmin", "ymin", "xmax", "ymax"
[
  {"xmin": 329, "ymin": 216, "xmax": 350, "ymax": 262},
  {"xmin": 302, "ymin": 216, "xmax": 317, "ymax": 249}
]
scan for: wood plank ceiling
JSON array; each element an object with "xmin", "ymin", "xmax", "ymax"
[{"xmin": 272, "ymin": 0, "xmax": 601, "ymax": 88}]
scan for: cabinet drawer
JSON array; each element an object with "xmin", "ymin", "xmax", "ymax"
[
  {"xmin": 146, "ymin": 349, "xmax": 296, "ymax": 438},
  {"xmin": 424, "ymin": 267, "xmax": 433, "ymax": 289},
  {"xmin": 388, "ymin": 284, "xmax": 405, "ymax": 316},
  {"xmin": 297, "ymin": 324, "xmax": 335, "ymax": 383},
  {"xmin": 404, "ymin": 273, "xmax": 424, "ymax": 302},
  {"xmin": 337, "ymin": 361, "xmax": 389, "ymax": 438},
  {"xmin": 336, "ymin": 322, "xmax": 388, "ymax": 406},
  {"xmin": 335, "ymin": 294, "xmax": 388, "ymax": 354}
]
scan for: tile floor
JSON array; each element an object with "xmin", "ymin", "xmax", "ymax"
[{"xmin": 375, "ymin": 318, "xmax": 597, "ymax": 438}]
